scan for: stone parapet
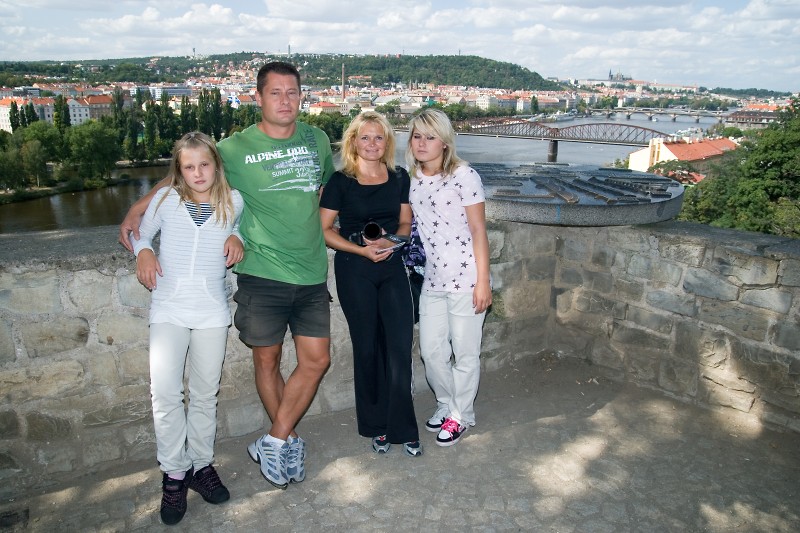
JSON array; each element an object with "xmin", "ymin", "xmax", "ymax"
[{"xmin": 1, "ymin": 221, "xmax": 798, "ymax": 499}]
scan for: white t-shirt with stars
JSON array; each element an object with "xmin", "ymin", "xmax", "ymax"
[{"xmin": 409, "ymin": 164, "xmax": 486, "ymax": 294}]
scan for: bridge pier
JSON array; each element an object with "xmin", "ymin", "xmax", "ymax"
[{"xmin": 548, "ymin": 139, "xmax": 559, "ymax": 163}]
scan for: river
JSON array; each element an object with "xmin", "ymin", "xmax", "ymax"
[{"xmin": 0, "ymin": 114, "xmax": 720, "ymax": 234}]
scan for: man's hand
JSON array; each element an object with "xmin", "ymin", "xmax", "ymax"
[
  {"xmin": 119, "ymin": 207, "xmax": 144, "ymax": 252},
  {"xmin": 224, "ymin": 235, "xmax": 244, "ymax": 267}
]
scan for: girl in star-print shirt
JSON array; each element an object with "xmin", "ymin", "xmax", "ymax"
[{"xmin": 406, "ymin": 108, "xmax": 492, "ymax": 448}]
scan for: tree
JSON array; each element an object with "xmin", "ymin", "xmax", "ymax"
[
  {"xmin": 0, "ymin": 147, "xmax": 26, "ymax": 191},
  {"xmin": 24, "ymin": 102, "xmax": 39, "ymax": 125},
  {"xmin": 67, "ymin": 120, "xmax": 121, "ymax": 179},
  {"xmin": 17, "ymin": 120, "xmax": 62, "ymax": 163},
  {"xmin": 9, "ymin": 101, "xmax": 20, "ymax": 132},
  {"xmin": 53, "ymin": 94, "xmax": 71, "ymax": 135},
  {"xmin": 678, "ymin": 97, "xmax": 800, "ymax": 236},
  {"xmin": 143, "ymin": 101, "xmax": 159, "ymax": 161},
  {"xmin": 20, "ymin": 139, "xmax": 48, "ymax": 187}
]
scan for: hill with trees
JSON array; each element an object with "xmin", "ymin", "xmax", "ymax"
[{"xmin": 0, "ymin": 52, "xmax": 562, "ymax": 91}]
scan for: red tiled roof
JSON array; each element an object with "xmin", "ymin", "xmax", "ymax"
[{"xmin": 665, "ymin": 138, "xmax": 738, "ymax": 163}]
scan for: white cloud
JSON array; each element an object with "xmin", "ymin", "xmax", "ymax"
[{"xmin": 0, "ymin": 1, "xmax": 797, "ymax": 92}]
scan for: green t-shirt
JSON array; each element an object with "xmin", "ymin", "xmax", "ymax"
[{"xmin": 217, "ymin": 122, "xmax": 335, "ymax": 285}]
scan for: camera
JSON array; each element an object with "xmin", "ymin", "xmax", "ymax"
[{"xmin": 349, "ymin": 220, "xmax": 382, "ymax": 246}]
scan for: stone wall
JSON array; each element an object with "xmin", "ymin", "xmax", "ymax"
[{"xmin": 1, "ymin": 221, "xmax": 798, "ymax": 499}]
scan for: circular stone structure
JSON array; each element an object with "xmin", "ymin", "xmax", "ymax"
[{"xmin": 478, "ymin": 162, "xmax": 685, "ymax": 226}]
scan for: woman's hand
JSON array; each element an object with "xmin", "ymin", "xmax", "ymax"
[
  {"xmin": 472, "ymin": 279, "xmax": 492, "ymax": 314},
  {"xmin": 136, "ymin": 249, "xmax": 162, "ymax": 291}
]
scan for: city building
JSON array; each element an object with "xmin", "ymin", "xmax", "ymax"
[{"xmin": 628, "ymin": 136, "xmax": 738, "ymax": 174}]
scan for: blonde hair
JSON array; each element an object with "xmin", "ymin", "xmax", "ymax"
[
  {"xmin": 339, "ymin": 111, "xmax": 396, "ymax": 178},
  {"xmin": 156, "ymin": 131, "xmax": 235, "ymax": 226},
  {"xmin": 405, "ymin": 108, "xmax": 464, "ymax": 179}
]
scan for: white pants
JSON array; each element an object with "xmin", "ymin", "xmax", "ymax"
[
  {"xmin": 149, "ymin": 322, "xmax": 228, "ymax": 475},
  {"xmin": 418, "ymin": 291, "xmax": 486, "ymax": 427}
]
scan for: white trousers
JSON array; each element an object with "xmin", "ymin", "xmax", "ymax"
[
  {"xmin": 149, "ymin": 322, "xmax": 228, "ymax": 475},
  {"xmin": 418, "ymin": 291, "xmax": 486, "ymax": 427}
]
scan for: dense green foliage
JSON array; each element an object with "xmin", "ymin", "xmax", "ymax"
[{"xmin": 679, "ymin": 97, "xmax": 800, "ymax": 237}]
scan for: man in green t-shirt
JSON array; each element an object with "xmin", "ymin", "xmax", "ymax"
[{"xmin": 119, "ymin": 62, "xmax": 334, "ymax": 494}]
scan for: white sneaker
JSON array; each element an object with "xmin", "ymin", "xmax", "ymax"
[
  {"xmin": 247, "ymin": 436, "xmax": 288, "ymax": 489},
  {"xmin": 436, "ymin": 417, "xmax": 468, "ymax": 447},
  {"xmin": 425, "ymin": 407, "xmax": 449, "ymax": 433},
  {"xmin": 286, "ymin": 436, "xmax": 306, "ymax": 483}
]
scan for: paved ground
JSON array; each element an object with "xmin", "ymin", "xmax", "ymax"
[{"xmin": 2, "ymin": 354, "xmax": 799, "ymax": 532}]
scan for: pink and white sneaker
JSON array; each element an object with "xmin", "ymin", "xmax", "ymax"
[{"xmin": 436, "ymin": 417, "xmax": 468, "ymax": 447}]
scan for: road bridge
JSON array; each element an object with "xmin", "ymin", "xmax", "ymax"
[
  {"xmin": 456, "ymin": 118, "xmax": 667, "ymax": 162},
  {"xmin": 587, "ymin": 107, "xmax": 727, "ymax": 122}
]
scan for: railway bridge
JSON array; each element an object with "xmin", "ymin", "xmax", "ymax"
[{"xmin": 456, "ymin": 118, "xmax": 668, "ymax": 162}]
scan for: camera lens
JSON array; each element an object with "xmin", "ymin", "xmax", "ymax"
[{"xmin": 362, "ymin": 221, "xmax": 382, "ymax": 240}]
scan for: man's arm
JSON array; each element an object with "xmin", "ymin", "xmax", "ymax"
[{"xmin": 118, "ymin": 177, "xmax": 170, "ymax": 252}]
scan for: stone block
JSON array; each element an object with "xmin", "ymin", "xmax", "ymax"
[
  {"xmin": 698, "ymin": 300, "xmax": 770, "ymax": 341},
  {"xmin": 487, "ymin": 229, "xmax": 504, "ymax": 260},
  {"xmin": 589, "ymin": 344, "xmax": 625, "ymax": 371},
  {"xmin": 590, "ymin": 244, "xmax": 618, "ymax": 268},
  {"xmin": 740, "ymin": 288, "xmax": 792, "ymax": 314},
  {"xmin": 659, "ymin": 242, "xmax": 706, "ymax": 268},
  {"xmin": 96, "ymin": 312, "xmax": 148, "ymax": 346},
  {"xmin": 699, "ymin": 379, "xmax": 756, "ymax": 413},
  {"xmin": 33, "ymin": 443, "xmax": 77, "ymax": 474},
  {"xmin": 581, "ymin": 269, "xmax": 613, "ymax": 294},
  {"xmin": 651, "ymin": 260, "xmax": 683, "ymax": 287},
  {"xmin": 117, "ymin": 346, "xmax": 149, "ymax": 385},
  {"xmin": 779, "ymin": 258, "xmax": 800, "ymax": 286},
  {"xmin": 674, "ymin": 321, "xmax": 728, "ymax": 367},
  {"xmin": 493, "ymin": 282, "xmax": 550, "ymax": 319},
  {"xmin": 625, "ymin": 351, "xmax": 660, "ymax": 384},
  {"xmin": 700, "ymin": 366, "xmax": 756, "ymax": 393},
  {"xmin": 25, "ymin": 412, "xmax": 74, "ymax": 441},
  {"xmin": 627, "ymin": 254, "xmax": 653, "ymax": 279},
  {"xmin": 489, "ymin": 261, "xmax": 525, "ymax": 291},
  {"xmin": 117, "ymin": 274, "xmax": 151, "ymax": 309},
  {"xmin": 557, "ymin": 237, "xmax": 588, "ymax": 262},
  {"xmin": 317, "ymin": 376, "xmax": 357, "ymax": 414},
  {"xmin": 0, "ymin": 318, "xmax": 14, "ymax": 364},
  {"xmin": 574, "ymin": 290, "xmax": 619, "ymax": 316},
  {"xmin": 220, "ymin": 359, "xmax": 256, "ymax": 400},
  {"xmin": 773, "ymin": 321, "xmax": 800, "ymax": 351},
  {"xmin": 761, "ymin": 390, "xmax": 800, "ymax": 415},
  {"xmin": 646, "ymin": 290, "xmax": 697, "ymax": 317},
  {"xmin": 82, "ymin": 431, "xmax": 123, "ymax": 466},
  {"xmin": 558, "ymin": 267, "xmax": 583, "ymax": 288},
  {"xmin": 83, "ymin": 400, "xmax": 151, "ymax": 428},
  {"xmin": 0, "ymin": 271, "xmax": 61, "ymax": 314},
  {"xmin": 0, "ymin": 410, "xmax": 19, "ymax": 439},
  {"xmin": 86, "ymin": 350, "xmax": 121, "ymax": 387},
  {"xmin": 613, "ymin": 276, "xmax": 644, "ymax": 302},
  {"xmin": 2, "ymin": 360, "xmax": 84, "ymax": 401},
  {"xmin": 501, "ymin": 224, "xmax": 556, "ymax": 261},
  {"xmin": 683, "ymin": 269, "xmax": 739, "ymax": 301},
  {"xmin": 121, "ymin": 423, "xmax": 155, "ymax": 462},
  {"xmin": 523, "ymin": 255, "xmax": 557, "ymax": 282},
  {"xmin": 626, "ymin": 306, "xmax": 673, "ymax": 335},
  {"xmin": 658, "ymin": 358, "xmax": 698, "ymax": 396},
  {"xmin": 18, "ymin": 316, "xmax": 89, "ymax": 358},
  {"xmin": 611, "ymin": 321, "xmax": 668, "ymax": 349},
  {"xmin": 608, "ymin": 230, "xmax": 650, "ymax": 253},
  {"xmin": 711, "ymin": 246, "xmax": 779, "ymax": 285},
  {"xmin": 67, "ymin": 270, "xmax": 113, "ymax": 312}
]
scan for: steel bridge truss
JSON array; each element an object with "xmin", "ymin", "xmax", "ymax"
[{"xmin": 464, "ymin": 120, "xmax": 666, "ymax": 146}]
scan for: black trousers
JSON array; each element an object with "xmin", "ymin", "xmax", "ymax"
[{"xmin": 334, "ymin": 251, "xmax": 419, "ymax": 443}]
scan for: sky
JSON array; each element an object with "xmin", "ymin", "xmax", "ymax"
[{"xmin": 1, "ymin": 0, "xmax": 798, "ymax": 92}]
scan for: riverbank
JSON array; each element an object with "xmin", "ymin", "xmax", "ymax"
[{"xmin": 0, "ymin": 159, "xmax": 169, "ymax": 206}]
